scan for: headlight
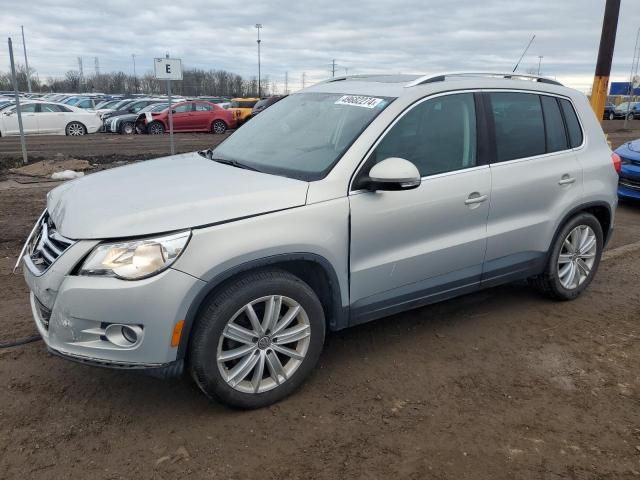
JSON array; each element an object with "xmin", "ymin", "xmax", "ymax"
[{"xmin": 78, "ymin": 231, "xmax": 190, "ymax": 280}]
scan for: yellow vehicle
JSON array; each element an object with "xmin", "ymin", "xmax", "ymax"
[{"xmin": 228, "ymin": 98, "xmax": 259, "ymax": 125}]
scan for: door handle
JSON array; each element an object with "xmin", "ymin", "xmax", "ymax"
[
  {"xmin": 558, "ymin": 175, "xmax": 576, "ymax": 186},
  {"xmin": 464, "ymin": 193, "xmax": 488, "ymax": 205}
]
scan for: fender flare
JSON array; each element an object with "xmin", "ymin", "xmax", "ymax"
[
  {"xmin": 176, "ymin": 252, "xmax": 347, "ymax": 359},
  {"xmin": 545, "ymin": 201, "xmax": 613, "ymax": 264}
]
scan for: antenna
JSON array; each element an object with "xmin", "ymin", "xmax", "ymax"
[{"xmin": 512, "ymin": 34, "xmax": 536, "ymax": 73}]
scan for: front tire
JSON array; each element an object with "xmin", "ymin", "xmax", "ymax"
[
  {"xmin": 189, "ymin": 270, "xmax": 325, "ymax": 409},
  {"xmin": 65, "ymin": 122, "xmax": 86, "ymax": 136},
  {"xmin": 608, "ymin": 112, "xmax": 615, "ymax": 121},
  {"xmin": 120, "ymin": 121, "xmax": 134, "ymax": 135},
  {"xmin": 147, "ymin": 121, "xmax": 165, "ymax": 135},
  {"xmin": 530, "ymin": 213, "xmax": 603, "ymax": 300}
]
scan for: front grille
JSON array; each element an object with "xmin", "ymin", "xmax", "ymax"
[
  {"xmin": 619, "ymin": 177, "xmax": 640, "ymax": 192},
  {"xmin": 28, "ymin": 213, "xmax": 74, "ymax": 273},
  {"xmin": 34, "ymin": 296, "xmax": 52, "ymax": 330}
]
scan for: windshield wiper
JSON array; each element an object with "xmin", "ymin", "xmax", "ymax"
[
  {"xmin": 211, "ymin": 157, "xmax": 261, "ymax": 172},
  {"xmin": 199, "ymin": 149, "xmax": 262, "ymax": 172}
]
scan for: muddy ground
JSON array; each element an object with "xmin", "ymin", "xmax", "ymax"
[{"xmin": 0, "ymin": 124, "xmax": 639, "ymax": 479}]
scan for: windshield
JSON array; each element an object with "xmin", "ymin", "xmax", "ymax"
[
  {"xmin": 213, "ymin": 92, "xmax": 393, "ymax": 181},
  {"xmin": 143, "ymin": 103, "xmax": 168, "ymax": 113}
]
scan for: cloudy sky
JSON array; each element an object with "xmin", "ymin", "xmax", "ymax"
[{"xmin": 1, "ymin": 0, "xmax": 638, "ymax": 93}]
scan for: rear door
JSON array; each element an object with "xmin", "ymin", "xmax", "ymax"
[
  {"xmin": 35, "ymin": 103, "xmax": 66, "ymax": 134},
  {"xmin": 193, "ymin": 102, "xmax": 214, "ymax": 130},
  {"xmin": 482, "ymin": 91, "xmax": 583, "ymax": 285},
  {"xmin": 349, "ymin": 92, "xmax": 491, "ymax": 321}
]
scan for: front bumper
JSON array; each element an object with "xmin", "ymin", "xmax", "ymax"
[{"xmin": 24, "ymin": 252, "xmax": 206, "ymax": 368}]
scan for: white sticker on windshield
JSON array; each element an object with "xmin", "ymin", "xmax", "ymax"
[{"xmin": 335, "ymin": 95, "xmax": 384, "ymax": 109}]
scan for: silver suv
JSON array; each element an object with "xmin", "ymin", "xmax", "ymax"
[{"xmin": 20, "ymin": 73, "xmax": 619, "ymax": 408}]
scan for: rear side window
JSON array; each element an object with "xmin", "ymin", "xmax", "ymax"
[
  {"xmin": 540, "ymin": 96, "xmax": 568, "ymax": 153},
  {"xmin": 559, "ymin": 99, "xmax": 583, "ymax": 148},
  {"xmin": 489, "ymin": 92, "xmax": 545, "ymax": 162},
  {"xmin": 174, "ymin": 103, "xmax": 192, "ymax": 113},
  {"xmin": 195, "ymin": 102, "xmax": 212, "ymax": 111}
]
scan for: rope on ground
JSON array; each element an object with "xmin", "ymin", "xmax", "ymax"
[{"xmin": 0, "ymin": 334, "xmax": 41, "ymax": 349}]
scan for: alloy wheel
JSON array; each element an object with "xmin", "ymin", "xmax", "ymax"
[
  {"xmin": 67, "ymin": 122, "xmax": 85, "ymax": 136},
  {"xmin": 213, "ymin": 120, "xmax": 226, "ymax": 134},
  {"xmin": 557, "ymin": 225, "xmax": 597, "ymax": 290},
  {"xmin": 216, "ymin": 295, "xmax": 311, "ymax": 394}
]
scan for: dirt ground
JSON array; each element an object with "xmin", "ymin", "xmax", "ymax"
[{"xmin": 0, "ymin": 125, "xmax": 640, "ymax": 479}]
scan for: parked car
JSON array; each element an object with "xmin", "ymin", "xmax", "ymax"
[
  {"xmin": 137, "ymin": 100, "xmax": 235, "ymax": 134},
  {"xmin": 101, "ymin": 98, "xmax": 164, "ymax": 121},
  {"xmin": 19, "ymin": 72, "xmax": 617, "ymax": 408},
  {"xmin": 250, "ymin": 95, "xmax": 286, "ymax": 118},
  {"xmin": 614, "ymin": 139, "xmax": 640, "ymax": 201},
  {"xmin": 603, "ymin": 103, "xmax": 616, "ymax": 120},
  {"xmin": 0, "ymin": 101, "xmax": 101, "ymax": 136},
  {"xmin": 612, "ymin": 102, "xmax": 640, "ymax": 120},
  {"xmin": 228, "ymin": 97, "xmax": 259, "ymax": 125},
  {"xmin": 63, "ymin": 96, "xmax": 103, "ymax": 110},
  {"xmin": 106, "ymin": 102, "xmax": 169, "ymax": 134},
  {"xmin": 198, "ymin": 97, "xmax": 231, "ymax": 109}
]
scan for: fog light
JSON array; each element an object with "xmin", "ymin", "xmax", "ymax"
[
  {"xmin": 104, "ymin": 324, "xmax": 143, "ymax": 348},
  {"xmin": 121, "ymin": 325, "xmax": 137, "ymax": 344}
]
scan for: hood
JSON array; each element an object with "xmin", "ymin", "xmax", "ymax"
[{"xmin": 47, "ymin": 152, "xmax": 309, "ymax": 239}]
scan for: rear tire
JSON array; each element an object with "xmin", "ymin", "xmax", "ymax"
[
  {"xmin": 65, "ymin": 122, "xmax": 86, "ymax": 136},
  {"xmin": 211, "ymin": 120, "xmax": 227, "ymax": 134},
  {"xmin": 529, "ymin": 213, "xmax": 603, "ymax": 300},
  {"xmin": 147, "ymin": 121, "xmax": 165, "ymax": 135},
  {"xmin": 608, "ymin": 112, "xmax": 615, "ymax": 120},
  {"xmin": 189, "ymin": 269, "xmax": 325, "ymax": 409}
]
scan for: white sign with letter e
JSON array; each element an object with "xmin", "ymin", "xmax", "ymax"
[{"xmin": 154, "ymin": 58, "xmax": 183, "ymax": 80}]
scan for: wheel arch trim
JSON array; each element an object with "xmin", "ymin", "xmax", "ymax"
[
  {"xmin": 546, "ymin": 201, "xmax": 613, "ymax": 262},
  {"xmin": 176, "ymin": 252, "xmax": 347, "ymax": 359}
]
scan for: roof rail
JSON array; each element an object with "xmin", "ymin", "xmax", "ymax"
[{"xmin": 405, "ymin": 72, "xmax": 563, "ymax": 88}]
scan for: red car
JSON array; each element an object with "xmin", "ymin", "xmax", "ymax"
[{"xmin": 137, "ymin": 100, "xmax": 236, "ymax": 134}]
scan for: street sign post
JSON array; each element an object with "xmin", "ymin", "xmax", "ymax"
[
  {"xmin": 8, "ymin": 38, "xmax": 27, "ymax": 165},
  {"xmin": 154, "ymin": 56, "xmax": 183, "ymax": 155}
]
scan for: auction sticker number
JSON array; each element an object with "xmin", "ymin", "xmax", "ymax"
[{"xmin": 335, "ymin": 95, "xmax": 384, "ymax": 109}]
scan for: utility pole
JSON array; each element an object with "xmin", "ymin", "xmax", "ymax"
[
  {"xmin": 131, "ymin": 54, "xmax": 138, "ymax": 93},
  {"xmin": 20, "ymin": 26, "xmax": 32, "ymax": 93},
  {"xmin": 284, "ymin": 71, "xmax": 288, "ymax": 94},
  {"xmin": 590, "ymin": 0, "xmax": 621, "ymax": 123},
  {"xmin": 94, "ymin": 56, "xmax": 100, "ymax": 75},
  {"xmin": 623, "ymin": 27, "xmax": 640, "ymax": 129},
  {"xmin": 302, "ymin": 72, "xmax": 306, "ymax": 89},
  {"xmin": 537, "ymin": 56, "xmax": 543, "ymax": 75},
  {"xmin": 331, "ymin": 59, "xmax": 336, "ymax": 78},
  {"xmin": 77, "ymin": 57, "xmax": 83, "ymax": 92},
  {"xmin": 255, "ymin": 24, "xmax": 262, "ymax": 97},
  {"xmin": 8, "ymin": 38, "xmax": 27, "ymax": 164}
]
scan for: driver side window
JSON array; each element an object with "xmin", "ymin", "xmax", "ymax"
[{"xmin": 371, "ymin": 93, "xmax": 477, "ymax": 177}]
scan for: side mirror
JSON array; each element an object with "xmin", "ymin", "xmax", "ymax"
[{"xmin": 366, "ymin": 157, "xmax": 421, "ymax": 191}]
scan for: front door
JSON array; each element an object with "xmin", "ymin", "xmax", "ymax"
[
  {"xmin": 1, "ymin": 103, "xmax": 39, "ymax": 135},
  {"xmin": 349, "ymin": 92, "xmax": 491, "ymax": 322},
  {"xmin": 171, "ymin": 103, "xmax": 194, "ymax": 131}
]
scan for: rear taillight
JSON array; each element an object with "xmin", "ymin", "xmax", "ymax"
[{"xmin": 611, "ymin": 152, "xmax": 622, "ymax": 174}]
